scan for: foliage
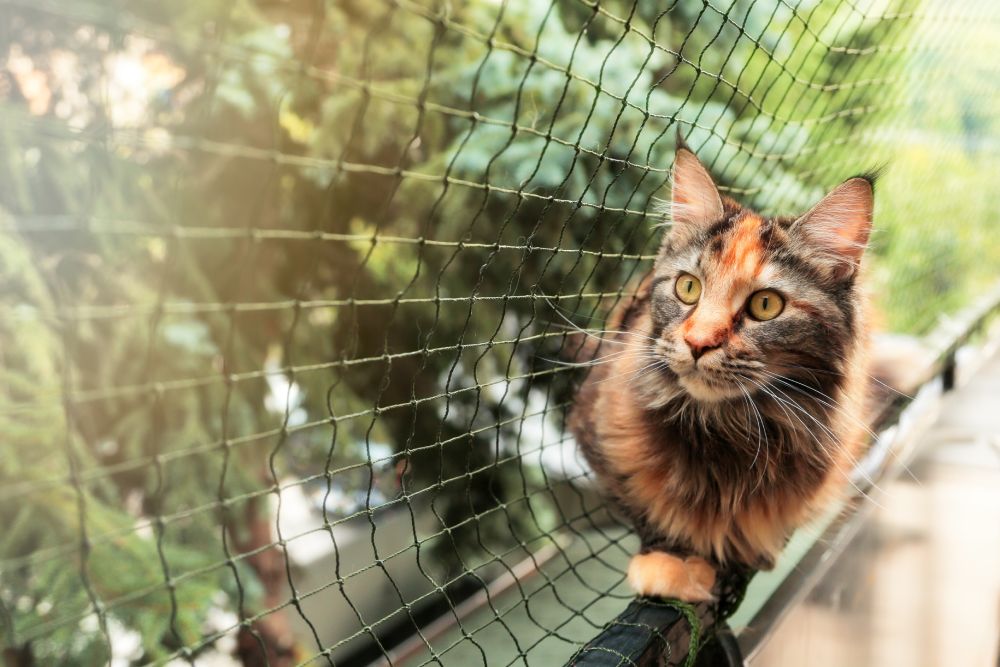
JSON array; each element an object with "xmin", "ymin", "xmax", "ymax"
[{"xmin": 1, "ymin": 0, "xmax": 998, "ymax": 663}]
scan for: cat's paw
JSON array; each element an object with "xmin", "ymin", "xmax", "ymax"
[{"xmin": 626, "ymin": 552, "xmax": 717, "ymax": 602}]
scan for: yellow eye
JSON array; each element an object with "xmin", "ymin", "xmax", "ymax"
[
  {"xmin": 674, "ymin": 273, "xmax": 702, "ymax": 305},
  {"xmin": 748, "ymin": 290, "xmax": 785, "ymax": 321}
]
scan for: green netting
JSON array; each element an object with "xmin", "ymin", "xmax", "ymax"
[{"xmin": 2, "ymin": 0, "xmax": 1000, "ymax": 665}]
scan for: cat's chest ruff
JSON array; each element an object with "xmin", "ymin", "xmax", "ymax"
[{"xmin": 595, "ymin": 378, "xmax": 818, "ymax": 566}]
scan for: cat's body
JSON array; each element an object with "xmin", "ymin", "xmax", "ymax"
[{"xmin": 568, "ymin": 140, "xmax": 874, "ymax": 601}]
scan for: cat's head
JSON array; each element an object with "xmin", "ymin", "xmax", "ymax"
[{"xmin": 647, "ymin": 139, "xmax": 874, "ymax": 404}]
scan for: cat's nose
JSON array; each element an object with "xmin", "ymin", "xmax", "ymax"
[{"xmin": 684, "ymin": 330, "xmax": 726, "ymax": 361}]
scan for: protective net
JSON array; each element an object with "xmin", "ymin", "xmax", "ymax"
[{"xmin": 2, "ymin": 0, "xmax": 1000, "ymax": 665}]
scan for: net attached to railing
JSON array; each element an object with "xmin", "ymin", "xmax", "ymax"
[{"xmin": 3, "ymin": 0, "xmax": 1000, "ymax": 665}]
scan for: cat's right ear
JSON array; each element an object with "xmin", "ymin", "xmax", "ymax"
[{"xmin": 667, "ymin": 138, "xmax": 725, "ymax": 245}]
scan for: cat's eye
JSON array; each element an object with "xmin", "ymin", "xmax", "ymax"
[
  {"xmin": 674, "ymin": 273, "xmax": 702, "ymax": 304},
  {"xmin": 747, "ymin": 290, "xmax": 784, "ymax": 321}
]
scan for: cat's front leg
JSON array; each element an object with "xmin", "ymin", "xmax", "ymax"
[{"xmin": 626, "ymin": 551, "xmax": 716, "ymax": 602}]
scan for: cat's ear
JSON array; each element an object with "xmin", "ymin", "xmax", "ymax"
[
  {"xmin": 791, "ymin": 176, "xmax": 874, "ymax": 280},
  {"xmin": 668, "ymin": 140, "xmax": 724, "ymax": 243}
]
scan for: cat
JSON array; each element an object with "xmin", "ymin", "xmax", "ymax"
[{"xmin": 567, "ymin": 136, "xmax": 875, "ymax": 602}]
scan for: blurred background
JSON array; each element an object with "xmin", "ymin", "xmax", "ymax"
[{"xmin": 2, "ymin": 0, "xmax": 999, "ymax": 665}]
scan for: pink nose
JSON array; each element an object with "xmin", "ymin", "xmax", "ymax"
[{"xmin": 684, "ymin": 329, "xmax": 727, "ymax": 361}]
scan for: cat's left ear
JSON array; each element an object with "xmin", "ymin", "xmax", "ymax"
[{"xmin": 791, "ymin": 176, "xmax": 874, "ymax": 280}]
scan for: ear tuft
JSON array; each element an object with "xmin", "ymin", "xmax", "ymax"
[
  {"xmin": 792, "ymin": 177, "xmax": 874, "ymax": 280},
  {"xmin": 668, "ymin": 138, "xmax": 724, "ymax": 243},
  {"xmin": 853, "ymin": 164, "xmax": 885, "ymax": 192}
]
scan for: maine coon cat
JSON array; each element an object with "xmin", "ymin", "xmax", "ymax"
[{"xmin": 568, "ymin": 138, "xmax": 875, "ymax": 602}]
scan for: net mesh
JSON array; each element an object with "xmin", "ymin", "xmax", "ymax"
[{"xmin": 2, "ymin": 0, "xmax": 1000, "ymax": 665}]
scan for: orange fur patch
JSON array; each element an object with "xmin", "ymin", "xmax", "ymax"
[
  {"xmin": 721, "ymin": 213, "xmax": 764, "ymax": 277},
  {"xmin": 627, "ymin": 551, "xmax": 717, "ymax": 602}
]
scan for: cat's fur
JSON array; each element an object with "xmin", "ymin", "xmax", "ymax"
[{"xmin": 568, "ymin": 138, "xmax": 875, "ymax": 601}]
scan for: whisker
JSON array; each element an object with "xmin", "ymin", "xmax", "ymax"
[
  {"xmin": 549, "ymin": 322, "xmax": 659, "ymax": 344},
  {"xmin": 755, "ymin": 389, "xmax": 888, "ymax": 508},
  {"xmin": 733, "ymin": 377, "xmax": 768, "ymax": 492},
  {"xmin": 776, "ymin": 359, "xmax": 914, "ymax": 400},
  {"xmin": 761, "ymin": 370, "xmax": 921, "ymax": 486},
  {"xmin": 748, "ymin": 375, "xmax": 891, "ymax": 503},
  {"xmin": 538, "ymin": 348, "xmax": 636, "ymax": 368},
  {"xmin": 545, "ymin": 295, "xmax": 646, "ymax": 325},
  {"xmin": 544, "ymin": 298, "xmax": 656, "ymax": 341},
  {"xmin": 589, "ymin": 354, "xmax": 667, "ymax": 386}
]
